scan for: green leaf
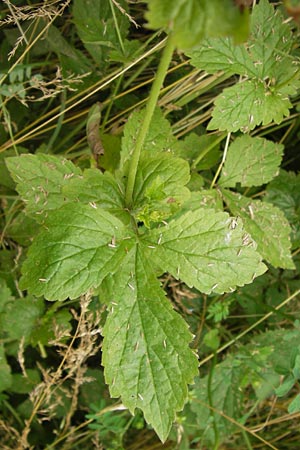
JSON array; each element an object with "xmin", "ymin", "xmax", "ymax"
[
  {"xmin": 62, "ymin": 168, "xmax": 128, "ymax": 223},
  {"xmin": 73, "ymin": 0, "xmax": 129, "ymax": 68},
  {"xmin": 10, "ymin": 369, "xmax": 41, "ymax": 394},
  {"xmin": 219, "ymin": 135, "xmax": 284, "ymax": 187},
  {"xmin": 188, "ymin": 36, "xmax": 254, "ymax": 77},
  {"xmin": 145, "ymin": 0, "xmax": 249, "ymax": 50},
  {"xmin": 191, "ymin": 355, "xmax": 244, "ymax": 446},
  {"xmin": 145, "ymin": 208, "xmax": 266, "ymax": 295},
  {"xmin": 175, "ymin": 133, "xmax": 221, "ymax": 170},
  {"xmin": 120, "ymin": 107, "xmax": 177, "ymax": 176},
  {"xmin": 222, "ymin": 190, "xmax": 295, "ymax": 269},
  {"xmin": 207, "ymin": 79, "xmax": 292, "ymax": 133},
  {"xmin": 188, "ymin": 0, "xmax": 299, "ymax": 132},
  {"xmin": 6, "ymin": 154, "xmax": 82, "ymax": 222},
  {"xmin": 0, "ymin": 344, "xmax": 12, "ymax": 393},
  {"xmin": 265, "ymin": 170, "xmax": 300, "ymax": 249},
  {"xmin": 20, "ymin": 203, "xmax": 135, "ymax": 301},
  {"xmin": 288, "ymin": 394, "xmax": 300, "ymax": 414},
  {"xmin": 102, "ymin": 245, "xmax": 198, "ymax": 442},
  {"xmin": 132, "ymin": 154, "xmax": 190, "ymax": 226},
  {"xmin": 188, "ymin": 0, "xmax": 294, "ymax": 81},
  {"xmin": 275, "ymin": 376, "xmax": 295, "ymax": 397}
]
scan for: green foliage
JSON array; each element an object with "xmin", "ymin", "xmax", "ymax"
[
  {"xmin": 1, "ymin": 0, "xmax": 300, "ymax": 448},
  {"xmin": 188, "ymin": 0, "xmax": 300, "ymax": 132},
  {"xmin": 145, "ymin": 0, "xmax": 250, "ymax": 49},
  {"xmin": 219, "ymin": 135, "xmax": 284, "ymax": 187}
]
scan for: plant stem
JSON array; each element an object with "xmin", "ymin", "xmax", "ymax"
[{"xmin": 125, "ymin": 36, "xmax": 175, "ymax": 207}]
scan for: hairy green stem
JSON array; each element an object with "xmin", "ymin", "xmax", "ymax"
[{"xmin": 125, "ymin": 36, "xmax": 175, "ymax": 207}]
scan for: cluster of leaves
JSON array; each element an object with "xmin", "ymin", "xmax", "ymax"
[{"xmin": 1, "ymin": 0, "xmax": 300, "ymax": 449}]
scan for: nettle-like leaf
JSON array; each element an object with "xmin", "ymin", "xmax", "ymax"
[
  {"xmin": 145, "ymin": 0, "xmax": 249, "ymax": 50},
  {"xmin": 102, "ymin": 245, "xmax": 198, "ymax": 442},
  {"xmin": 222, "ymin": 190, "xmax": 295, "ymax": 269},
  {"xmin": 6, "ymin": 154, "xmax": 82, "ymax": 222},
  {"xmin": 219, "ymin": 135, "xmax": 284, "ymax": 187},
  {"xmin": 208, "ymin": 80, "xmax": 293, "ymax": 132},
  {"xmin": 132, "ymin": 154, "xmax": 190, "ymax": 226},
  {"xmin": 188, "ymin": 0, "xmax": 299, "ymax": 132},
  {"xmin": 19, "ymin": 203, "xmax": 135, "ymax": 301},
  {"xmin": 145, "ymin": 208, "xmax": 266, "ymax": 294},
  {"xmin": 62, "ymin": 168, "xmax": 128, "ymax": 223}
]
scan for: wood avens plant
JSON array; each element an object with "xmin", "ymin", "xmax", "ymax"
[{"xmin": 5, "ymin": 0, "xmax": 297, "ymax": 442}]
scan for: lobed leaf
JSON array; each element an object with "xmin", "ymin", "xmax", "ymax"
[
  {"xmin": 222, "ymin": 190, "xmax": 295, "ymax": 269},
  {"xmin": 20, "ymin": 203, "xmax": 135, "ymax": 300},
  {"xmin": 6, "ymin": 154, "xmax": 82, "ymax": 222},
  {"xmin": 102, "ymin": 245, "xmax": 198, "ymax": 442},
  {"xmin": 145, "ymin": 208, "xmax": 266, "ymax": 294},
  {"xmin": 219, "ymin": 135, "xmax": 284, "ymax": 187},
  {"xmin": 189, "ymin": 0, "xmax": 294, "ymax": 81},
  {"xmin": 208, "ymin": 80, "xmax": 292, "ymax": 132}
]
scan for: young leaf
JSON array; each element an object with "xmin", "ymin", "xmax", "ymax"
[
  {"xmin": 102, "ymin": 245, "xmax": 198, "ymax": 442},
  {"xmin": 132, "ymin": 153, "xmax": 190, "ymax": 226},
  {"xmin": 207, "ymin": 80, "xmax": 292, "ymax": 133},
  {"xmin": 145, "ymin": 0, "xmax": 249, "ymax": 50},
  {"xmin": 145, "ymin": 208, "xmax": 266, "ymax": 294},
  {"xmin": 6, "ymin": 154, "xmax": 82, "ymax": 222},
  {"xmin": 219, "ymin": 135, "xmax": 284, "ymax": 187},
  {"xmin": 20, "ymin": 203, "xmax": 135, "ymax": 301},
  {"xmin": 222, "ymin": 190, "xmax": 295, "ymax": 269},
  {"xmin": 265, "ymin": 170, "xmax": 300, "ymax": 249}
]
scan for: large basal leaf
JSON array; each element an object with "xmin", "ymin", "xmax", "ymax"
[
  {"xmin": 20, "ymin": 203, "xmax": 135, "ymax": 300},
  {"xmin": 102, "ymin": 245, "xmax": 198, "ymax": 442},
  {"xmin": 207, "ymin": 79, "xmax": 292, "ymax": 133},
  {"xmin": 6, "ymin": 154, "xmax": 82, "ymax": 222},
  {"xmin": 145, "ymin": 0, "xmax": 249, "ymax": 50},
  {"xmin": 145, "ymin": 208, "xmax": 266, "ymax": 294},
  {"xmin": 222, "ymin": 190, "xmax": 295, "ymax": 269},
  {"xmin": 132, "ymin": 153, "xmax": 190, "ymax": 226},
  {"xmin": 219, "ymin": 135, "xmax": 284, "ymax": 187},
  {"xmin": 265, "ymin": 170, "xmax": 300, "ymax": 250}
]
